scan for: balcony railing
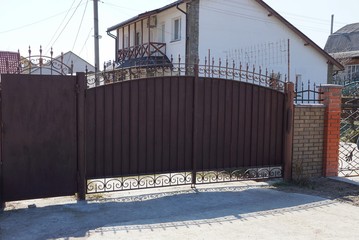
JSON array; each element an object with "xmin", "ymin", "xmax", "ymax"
[{"xmin": 118, "ymin": 42, "xmax": 166, "ymax": 62}]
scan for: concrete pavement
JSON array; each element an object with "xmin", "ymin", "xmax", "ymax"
[
  {"xmin": 330, "ymin": 176, "xmax": 359, "ymax": 186},
  {"xmin": 0, "ymin": 181, "xmax": 358, "ymax": 240}
]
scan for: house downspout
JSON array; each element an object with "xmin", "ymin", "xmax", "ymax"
[{"xmin": 107, "ymin": 31, "xmax": 118, "ymax": 62}]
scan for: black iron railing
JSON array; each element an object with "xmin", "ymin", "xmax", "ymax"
[
  {"xmin": 86, "ymin": 56, "xmax": 286, "ymax": 93},
  {"xmin": 294, "ymin": 80, "xmax": 323, "ymax": 104},
  {"xmin": 0, "ymin": 46, "xmax": 74, "ymax": 76}
]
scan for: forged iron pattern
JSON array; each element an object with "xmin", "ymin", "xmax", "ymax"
[
  {"xmin": 87, "ymin": 167, "xmax": 282, "ymax": 194},
  {"xmin": 86, "ymin": 56, "xmax": 285, "ymax": 92},
  {"xmin": 339, "ymin": 108, "xmax": 359, "ymax": 177}
]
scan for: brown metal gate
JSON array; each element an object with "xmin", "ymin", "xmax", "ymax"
[
  {"xmin": 85, "ymin": 76, "xmax": 290, "ymax": 193},
  {"xmin": 0, "ymin": 74, "xmax": 84, "ymax": 202},
  {"xmin": 0, "ymin": 69, "xmax": 292, "ymax": 203}
]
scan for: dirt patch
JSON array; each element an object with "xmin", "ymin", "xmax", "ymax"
[{"xmin": 271, "ymin": 178, "xmax": 359, "ymax": 206}]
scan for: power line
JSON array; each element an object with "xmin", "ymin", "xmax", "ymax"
[
  {"xmin": 71, "ymin": 0, "xmax": 89, "ymax": 52},
  {"xmin": 48, "ymin": 0, "xmax": 84, "ymax": 51},
  {"xmin": 45, "ymin": 0, "xmax": 77, "ymax": 53},
  {"xmin": 79, "ymin": 27, "xmax": 93, "ymax": 56},
  {"xmin": 0, "ymin": 11, "xmax": 68, "ymax": 34}
]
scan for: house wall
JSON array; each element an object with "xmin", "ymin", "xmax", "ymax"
[
  {"xmin": 116, "ymin": 5, "xmax": 187, "ymax": 61},
  {"xmin": 157, "ymin": 6, "xmax": 187, "ymax": 59},
  {"xmin": 197, "ymin": 0, "xmax": 329, "ymax": 84}
]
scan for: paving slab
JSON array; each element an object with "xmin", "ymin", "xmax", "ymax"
[{"xmin": 0, "ymin": 181, "xmax": 358, "ymax": 240}]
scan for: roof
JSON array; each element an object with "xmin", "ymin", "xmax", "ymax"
[
  {"xmin": 253, "ymin": 0, "xmax": 343, "ymax": 71},
  {"xmin": 54, "ymin": 51, "xmax": 95, "ymax": 70},
  {"xmin": 107, "ymin": 0, "xmax": 344, "ymax": 71},
  {"xmin": 324, "ymin": 22, "xmax": 359, "ymax": 54}
]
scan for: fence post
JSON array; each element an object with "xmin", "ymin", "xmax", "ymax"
[
  {"xmin": 283, "ymin": 82, "xmax": 295, "ymax": 181},
  {"xmin": 191, "ymin": 62, "xmax": 200, "ymax": 187},
  {"xmin": 320, "ymin": 84, "xmax": 343, "ymax": 177},
  {"xmin": 76, "ymin": 73, "xmax": 86, "ymax": 200}
]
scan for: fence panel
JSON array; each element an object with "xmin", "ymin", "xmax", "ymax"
[{"xmin": 1, "ymin": 74, "xmax": 78, "ymax": 202}]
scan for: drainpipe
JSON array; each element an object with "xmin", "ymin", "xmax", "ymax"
[{"xmin": 107, "ymin": 31, "xmax": 118, "ymax": 63}]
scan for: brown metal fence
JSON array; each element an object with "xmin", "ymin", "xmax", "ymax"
[{"xmin": 0, "ymin": 59, "xmax": 293, "ymax": 204}]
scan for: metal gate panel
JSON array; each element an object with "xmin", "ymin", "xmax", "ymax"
[
  {"xmin": 1, "ymin": 74, "xmax": 78, "ymax": 201},
  {"xmin": 85, "ymin": 76, "xmax": 195, "ymax": 179},
  {"xmin": 85, "ymin": 76, "xmax": 286, "ymax": 193},
  {"xmin": 193, "ymin": 78, "xmax": 285, "ymax": 171}
]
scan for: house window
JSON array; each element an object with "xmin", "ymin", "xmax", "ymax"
[
  {"xmin": 172, "ymin": 17, "xmax": 181, "ymax": 41},
  {"xmin": 160, "ymin": 23, "xmax": 166, "ymax": 42},
  {"xmin": 135, "ymin": 32, "xmax": 141, "ymax": 46},
  {"xmin": 124, "ymin": 35, "xmax": 129, "ymax": 48},
  {"xmin": 347, "ymin": 65, "xmax": 359, "ymax": 82}
]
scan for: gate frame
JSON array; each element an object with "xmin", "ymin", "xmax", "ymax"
[
  {"xmin": 84, "ymin": 64, "xmax": 295, "ymax": 194},
  {"xmin": 76, "ymin": 73, "xmax": 87, "ymax": 201}
]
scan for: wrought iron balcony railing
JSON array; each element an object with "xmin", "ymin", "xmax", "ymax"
[{"xmin": 118, "ymin": 42, "xmax": 166, "ymax": 62}]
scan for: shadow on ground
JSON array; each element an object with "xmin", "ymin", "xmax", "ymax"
[{"xmin": 0, "ymin": 186, "xmax": 331, "ymax": 239}]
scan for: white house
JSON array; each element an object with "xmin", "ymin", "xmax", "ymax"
[{"xmin": 107, "ymin": 0, "xmax": 343, "ymax": 84}]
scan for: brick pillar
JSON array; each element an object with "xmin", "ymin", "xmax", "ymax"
[{"xmin": 320, "ymin": 84, "xmax": 343, "ymax": 177}]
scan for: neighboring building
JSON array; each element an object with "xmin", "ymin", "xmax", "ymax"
[
  {"xmin": 0, "ymin": 51, "xmax": 20, "ymax": 74},
  {"xmin": 107, "ymin": 0, "xmax": 343, "ymax": 85},
  {"xmin": 30, "ymin": 51, "xmax": 95, "ymax": 75},
  {"xmin": 325, "ymin": 23, "xmax": 359, "ymax": 85}
]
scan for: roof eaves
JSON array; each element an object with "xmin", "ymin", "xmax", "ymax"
[
  {"xmin": 107, "ymin": 0, "xmax": 183, "ymax": 32},
  {"xmin": 254, "ymin": 0, "xmax": 344, "ymax": 71}
]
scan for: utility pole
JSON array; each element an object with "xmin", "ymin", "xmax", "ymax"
[
  {"xmin": 330, "ymin": 14, "xmax": 334, "ymax": 34},
  {"xmin": 93, "ymin": 0, "xmax": 100, "ymax": 85}
]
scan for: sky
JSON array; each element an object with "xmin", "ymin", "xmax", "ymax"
[{"xmin": 0, "ymin": 0, "xmax": 358, "ymax": 69}]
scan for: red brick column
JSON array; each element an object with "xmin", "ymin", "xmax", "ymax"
[{"xmin": 320, "ymin": 85, "xmax": 343, "ymax": 177}]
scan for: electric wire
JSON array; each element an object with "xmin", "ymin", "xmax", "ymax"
[
  {"xmin": 45, "ymin": 0, "xmax": 77, "ymax": 53},
  {"xmin": 0, "ymin": 10, "xmax": 70, "ymax": 34},
  {"xmin": 47, "ymin": 0, "xmax": 83, "ymax": 52},
  {"xmin": 71, "ymin": 0, "xmax": 89, "ymax": 53},
  {"xmin": 79, "ymin": 27, "xmax": 93, "ymax": 56}
]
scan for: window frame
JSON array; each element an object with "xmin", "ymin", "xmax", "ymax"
[{"xmin": 172, "ymin": 17, "xmax": 181, "ymax": 42}]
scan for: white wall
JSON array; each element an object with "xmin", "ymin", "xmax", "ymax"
[
  {"xmin": 198, "ymin": 0, "xmax": 329, "ymax": 84},
  {"xmin": 156, "ymin": 6, "xmax": 186, "ymax": 60},
  {"xmin": 116, "ymin": 5, "xmax": 186, "ymax": 61}
]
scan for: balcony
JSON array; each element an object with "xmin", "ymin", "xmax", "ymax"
[{"xmin": 117, "ymin": 42, "xmax": 170, "ymax": 68}]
